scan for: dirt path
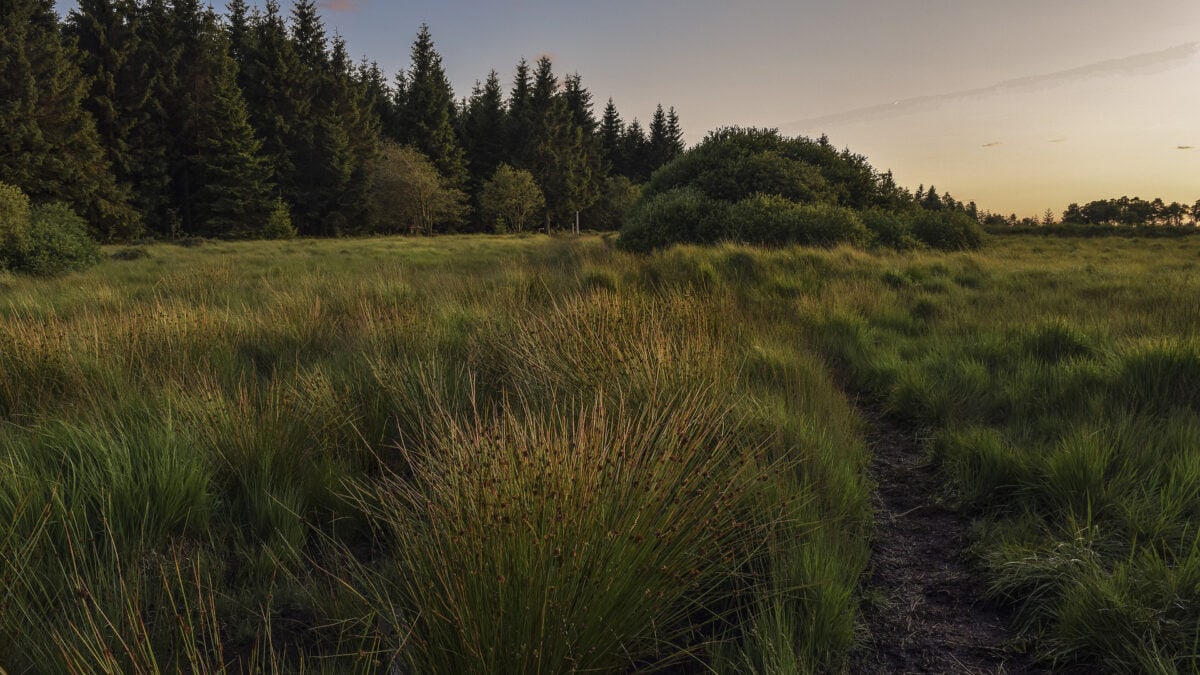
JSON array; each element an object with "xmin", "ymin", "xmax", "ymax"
[{"xmin": 850, "ymin": 410, "xmax": 1045, "ymax": 674}]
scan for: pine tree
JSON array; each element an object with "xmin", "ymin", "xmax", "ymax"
[
  {"xmin": 922, "ymin": 185, "xmax": 943, "ymax": 211},
  {"xmin": 400, "ymin": 25, "xmax": 467, "ymax": 187},
  {"xmin": 225, "ymin": 0, "xmax": 253, "ymax": 64},
  {"xmin": 523, "ymin": 57, "xmax": 601, "ymax": 230},
  {"xmin": 505, "ymin": 58, "xmax": 534, "ymax": 168},
  {"xmin": 387, "ymin": 68, "xmax": 408, "ymax": 141},
  {"xmin": 66, "ymin": 0, "xmax": 169, "ymax": 233},
  {"xmin": 598, "ymin": 98, "xmax": 624, "ymax": 170},
  {"xmin": 647, "ymin": 103, "xmax": 672, "ymax": 171},
  {"xmin": 289, "ymin": 0, "xmax": 328, "ymax": 72},
  {"xmin": 357, "ymin": 59, "xmax": 394, "ymax": 136},
  {"xmin": 239, "ymin": 0, "xmax": 305, "ymax": 207},
  {"xmin": 193, "ymin": 48, "xmax": 277, "ymax": 237},
  {"xmin": 665, "ymin": 106, "xmax": 685, "ymax": 158},
  {"xmin": 0, "ymin": 0, "xmax": 140, "ymax": 240},
  {"xmin": 462, "ymin": 70, "xmax": 508, "ymax": 192},
  {"xmin": 622, "ymin": 118, "xmax": 649, "ymax": 182},
  {"xmin": 562, "ymin": 73, "xmax": 597, "ymax": 135},
  {"xmin": 164, "ymin": 0, "xmax": 277, "ymax": 237},
  {"xmin": 324, "ymin": 35, "xmax": 381, "ymax": 234}
]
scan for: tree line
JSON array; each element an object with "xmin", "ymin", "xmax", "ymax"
[
  {"xmin": 1061, "ymin": 197, "xmax": 1200, "ymax": 227},
  {"xmin": 0, "ymin": 0, "xmax": 686, "ymax": 242}
]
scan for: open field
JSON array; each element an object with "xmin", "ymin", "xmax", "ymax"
[{"xmin": 2, "ymin": 234, "xmax": 1199, "ymax": 672}]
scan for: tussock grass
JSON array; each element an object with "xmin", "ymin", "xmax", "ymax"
[
  {"xmin": 0, "ymin": 235, "xmax": 868, "ymax": 672},
  {"xmin": 797, "ymin": 235, "xmax": 1200, "ymax": 670}
]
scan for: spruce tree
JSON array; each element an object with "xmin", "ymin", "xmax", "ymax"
[
  {"xmin": 324, "ymin": 35, "xmax": 380, "ymax": 234},
  {"xmin": 0, "ymin": 0, "xmax": 140, "ymax": 240},
  {"xmin": 193, "ymin": 48, "xmax": 277, "ymax": 237},
  {"xmin": 158, "ymin": 0, "xmax": 277, "ymax": 236},
  {"xmin": 666, "ymin": 106, "xmax": 685, "ymax": 158},
  {"xmin": 130, "ymin": 0, "xmax": 183, "ymax": 234},
  {"xmin": 461, "ymin": 70, "xmax": 508, "ymax": 192},
  {"xmin": 358, "ymin": 59, "xmax": 395, "ymax": 137},
  {"xmin": 598, "ymin": 98, "xmax": 624, "ymax": 170},
  {"xmin": 524, "ymin": 58, "xmax": 600, "ymax": 230},
  {"xmin": 506, "ymin": 58, "xmax": 534, "ymax": 167},
  {"xmin": 239, "ymin": 0, "xmax": 304, "ymax": 206},
  {"xmin": 622, "ymin": 119, "xmax": 649, "ymax": 182},
  {"xmin": 562, "ymin": 73, "xmax": 597, "ymax": 135},
  {"xmin": 225, "ymin": 0, "xmax": 253, "ymax": 65},
  {"xmin": 400, "ymin": 25, "xmax": 467, "ymax": 187},
  {"xmin": 647, "ymin": 103, "xmax": 672, "ymax": 171},
  {"xmin": 386, "ymin": 69, "xmax": 409, "ymax": 141},
  {"xmin": 289, "ymin": 0, "xmax": 327, "ymax": 71}
]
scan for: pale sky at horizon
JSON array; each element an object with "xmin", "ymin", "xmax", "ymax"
[{"xmin": 56, "ymin": 0, "xmax": 1200, "ymax": 217}]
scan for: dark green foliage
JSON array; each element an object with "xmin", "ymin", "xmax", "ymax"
[
  {"xmin": 461, "ymin": 70, "xmax": 508, "ymax": 193},
  {"xmin": 622, "ymin": 128, "xmax": 934, "ymax": 252},
  {"xmin": 262, "ymin": 198, "xmax": 297, "ymax": 240},
  {"xmin": 1063, "ymin": 195, "xmax": 1197, "ymax": 227},
  {"xmin": 644, "ymin": 128, "xmax": 880, "ymax": 208},
  {"xmin": 0, "ymin": 183, "xmax": 31, "ymax": 271},
  {"xmin": 598, "ymin": 98, "xmax": 624, "ymax": 169},
  {"xmin": 1111, "ymin": 342, "xmax": 1200, "ymax": 414},
  {"xmin": 505, "ymin": 58, "xmax": 534, "ymax": 168},
  {"xmin": 66, "ymin": 0, "xmax": 161, "ymax": 232},
  {"xmin": 1, "ymin": 184, "xmax": 101, "ymax": 275},
  {"xmin": 191, "ymin": 52, "xmax": 278, "ymax": 238},
  {"xmin": 157, "ymin": 0, "xmax": 278, "ymax": 238},
  {"xmin": 618, "ymin": 188, "xmax": 730, "ymax": 252},
  {"xmin": 1022, "ymin": 321, "xmax": 1093, "ymax": 363},
  {"xmin": 911, "ymin": 210, "xmax": 986, "ymax": 250},
  {"xmin": 238, "ymin": 0, "xmax": 304, "ymax": 198},
  {"xmin": 649, "ymin": 146, "xmax": 835, "ymax": 205},
  {"xmin": 861, "ymin": 208, "xmax": 919, "ymax": 249},
  {"xmin": 18, "ymin": 203, "xmax": 104, "ymax": 275},
  {"xmin": 398, "ymin": 25, "xmax": 467, "ymax": 188},
  {"xmin": 0, "ymin": 0, "xmax": 140, "ymax": 241},
  {"xmin": 727, "ymin": 195, "xmax": 870, "ymax": 248},
  {"xmin": 581, "ymin": 175, "xmax": 639, "ymax": 231},
  {"xmin": 620, "ymin": 118, "xmax": 649, "ymax": 181}
]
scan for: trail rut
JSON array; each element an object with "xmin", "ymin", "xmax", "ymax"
[{"xmin": 850, "ymin": 410, "xmax": 1045, "ymax": 674}]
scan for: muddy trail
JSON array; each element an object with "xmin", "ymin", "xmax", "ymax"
[{"xmin": 850, "ymin": 410, "xmax": 1046, "ymax": 674}]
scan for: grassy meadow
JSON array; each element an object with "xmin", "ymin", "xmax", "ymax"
[{"xmin": 1, "ymin": 233, "xmax": 1199, "ymax": 672}]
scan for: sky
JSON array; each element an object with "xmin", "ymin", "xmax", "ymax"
[{"xmin": 58, "ymin": 0, "xmax": 1200, "ymax": 216}]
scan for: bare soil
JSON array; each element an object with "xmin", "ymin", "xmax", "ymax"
[{"xmin": 850, "ymin": 410, "xmax": 1046, "ymax": 674}]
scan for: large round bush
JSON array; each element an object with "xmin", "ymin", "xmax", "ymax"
[
  {"xmin": 911, "ymin": 210, "xmax": 985, "ymax": 250},
  {"xmin": 617, "ymin": 188, "xmax": 730, "ymax": 253}
]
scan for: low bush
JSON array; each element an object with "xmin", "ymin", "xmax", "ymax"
[
  {"xmin": 0, "ymin": 183, "xmax": 101, "ymax": 275},
  {"xmin": 861, "ymin": 208, "xmax": 920, "ymax": 249},
  {"xmin": 617, "ymin": 187, "xmax": 730, "ymax": 253},
  {"xmin": 911, "ymin": 210, "xmax": 986, "ymax": 250},
  {"xmin": 0, "ymin": 183, "xmax": 32, "ymax": 269},
  {"xmin": 20, "ymin": 203, "xmax": 103, "ymax": 275}
]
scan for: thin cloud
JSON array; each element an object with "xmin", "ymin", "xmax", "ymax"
[
  {"xmin": 785, "ymin": 42, "xmax": 1199, "ymax": 130},
  {"xmin": 1049, "ymin": 138, "xmax": 1068, "ymax": 143},
  {"xmin": 981, "ymin": 141, "xmax": 1002, "ymax": 148},
  {"xmin": 320, "ymin": 0, "xmax": 365, "ymax": 11}
]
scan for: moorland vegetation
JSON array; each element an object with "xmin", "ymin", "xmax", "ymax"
[{"xmin": 2, "ymin": 235, "xmax": 1199, "ymax": 672}]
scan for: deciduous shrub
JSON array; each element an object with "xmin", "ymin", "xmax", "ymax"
[
  {"xmin": 0, "ymin": 183, "xmax": 101, "ymax": 275},
  {"xmin": 911, "ymin": 210, "xmax": 985, "ymax": 250},
  {"xmin": 618, "ymin": 188, "xmax": 730, "ymax": 252},
  {"xmin": 727, "ymin": 195, "xmax": 870, "ymax": 247},
  {"xmin": 20, "ymin": 203, "xmax": 103, "ymax": 275},
  {"xmin": 0, "ymin": 182, "xmax": 32, "ymax": 269},
  {"xmin": 861, "ymin": 208, "xmax": 920, "ymax": 249}
]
